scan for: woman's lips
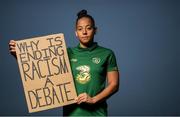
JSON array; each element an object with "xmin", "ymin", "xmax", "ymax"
[{"xmin": 81, "ymin": 36, "xmax": 89, "ymax": 39}]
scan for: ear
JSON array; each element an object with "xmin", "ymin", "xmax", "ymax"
[
  {"xmin": 94, "ymin": 27, "xmax": 97, "ymax": 35},
  {"xmin": 75, "ymin": 31, "xmax": 78, "ymax": 37}
]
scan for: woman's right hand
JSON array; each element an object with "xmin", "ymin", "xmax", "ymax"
[{"xmin": 9, "ymin": 40, "xmax": 17, "ymax": 58}]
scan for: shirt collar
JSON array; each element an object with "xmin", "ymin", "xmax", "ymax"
[{"xmin": 76, "ymin": 42, "xmax": 98, "ymax": 52}]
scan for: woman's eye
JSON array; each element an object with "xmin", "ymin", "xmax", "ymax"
[
  {"xmin": 87, "ymin": 27, "xmax": 93, "ymax": 30},
  {"xmin": 77, "ymin": 28, "xmax": 82, "ymax": 31}
]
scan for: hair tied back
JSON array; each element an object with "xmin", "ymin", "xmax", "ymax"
[{"xmin": 77, "ymin": 9, "xmax": 87, "ymax": 18}]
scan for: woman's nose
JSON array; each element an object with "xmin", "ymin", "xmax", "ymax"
[{"xmin": 82, "ymin": 29, "xmax": 87, "ymax": 35}]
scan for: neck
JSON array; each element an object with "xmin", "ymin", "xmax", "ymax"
[
  {"xmin": 80, "ymin": 41, "xmax": 94, "ymax": 48},
  {"xmin": 80, "ymin": 43, "xmax": 88, "ymax": 48}
]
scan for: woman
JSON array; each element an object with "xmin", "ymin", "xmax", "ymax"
[{"xmin": 9, "ymin": 9, "xmax": 119, "ymax": 116}]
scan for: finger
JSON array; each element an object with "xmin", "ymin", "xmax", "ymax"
[
  {"xmin": 9, "ymin": 43, "xmax": 16, "ymax": 47},
  {"xmin": 79, "ymin": 93, "xmax": 88, "ymax": 99},
  {"xmin": 9, "ymin": 47, "xmax": 15, "ymax": 52},
  {"xmin": 79, "ymin": 93, "xmax": 86, "ymax": 97},
  {"xmin": 77, "ymin": 96, "xmax": 85, "ymax": 104},
  {"xmin": 77, "ymin": 96, "xmax": 88, "ymax": 104},
  {"xmin": 77, "ymin": 95, "xmax": 87, "ymax": 104},
  {"xmin": 9, "ymin": 46, "xmax": 16, "ymax": 51},
  {"xmin": 75, "ymin": 97, "xmax": 78, "ymax": 102},
  {"xmin": 9, "ymin": 40, "xmax": 16, "ymax": 46},
  {"xmin": 76, "ymin": 93, "xmax": 88, "ymax": 104},
  {"xmin": 9, "ymin": 45, "xmax": 15, "ymax": 49},
  {"xmin": 10, "ymin": 40, "xmax": 16, "ymax": 43},
  {"xmin": 10, "ymin": 48, "xmax": 16, "ymax": 51},
  {"xmin": 77, "ymin": 93, "xmax": 87, "ymax": 99},
  {"xmin": 78, "ymin": 98, "xmax": 87, "ymax": 104},
  {"xmin": 9, "ymin": 42, "xmax": 16, "ymax": 46},
  {"xmin": 10, "ymin": 50, "xmax": 16, "ymax": 53}
]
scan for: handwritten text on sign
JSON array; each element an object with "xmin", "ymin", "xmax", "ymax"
[{"xmin": 16, "ymin": 33, "xmax": 77, "ymax": 113}]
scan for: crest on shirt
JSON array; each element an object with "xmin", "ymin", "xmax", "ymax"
[
  {"xmin": 92, "ymin": 57, "xmax": 101, "ymax": 64},
  {"xmin": 76, "ymin": 65, "xmax": 91, "ymax": 84}
]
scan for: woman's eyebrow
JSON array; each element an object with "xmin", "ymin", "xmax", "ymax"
[{"xmin": 77, "ymin": 25, "xmax": 92, "ymax": 27}]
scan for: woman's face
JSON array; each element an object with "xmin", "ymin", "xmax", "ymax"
[{"xmin": 75, "ymin": 17, "xmax": 96, "ymax": 47}]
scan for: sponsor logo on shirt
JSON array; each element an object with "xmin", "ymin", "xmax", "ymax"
[
  {"xmin": 76, "ymin": 65, "xmax": 91, "ymax": 84},
  {"xmin": 92, "ymin": 57, "xmax": 101, "ymax": 64},
  {"xmin": 70, "ymin": 58, "xmax": 77, "ymax": 62}
]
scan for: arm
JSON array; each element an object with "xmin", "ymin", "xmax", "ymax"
[{"xmin": 76, "ymin": 70, "xmax": 119, "ymax": 104}]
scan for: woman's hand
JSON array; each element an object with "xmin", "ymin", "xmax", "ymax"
[
  {"xmin": 9, "ymin": 40, "xmax": 17, "ymax": 58},
  {"xmin": 76, "ymin": 93, "xmax": 96, "ymax": 105}
]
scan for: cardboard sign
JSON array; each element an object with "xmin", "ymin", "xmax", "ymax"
[{"xmin": 15, "ymin": 33, "xmax": 77, "ymax": 113}]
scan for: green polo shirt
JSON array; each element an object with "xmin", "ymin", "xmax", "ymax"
[{"xmin": 63, "ymin": 42, "xmax": 118, "ymax": 116}]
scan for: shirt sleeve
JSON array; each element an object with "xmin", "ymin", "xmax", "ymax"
[{"xmin": 107, "ymin": 51, "xmax": 119, "ymax": 72}]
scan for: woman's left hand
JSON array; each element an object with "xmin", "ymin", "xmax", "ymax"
[{"xmin": 75, "ymin": 93, "xmax": 96, "ymax": 105}]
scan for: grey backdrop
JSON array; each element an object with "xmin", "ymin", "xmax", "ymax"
[{"xmin": 0, "ymin": 0, "xmax": 179, "ymax": 116}]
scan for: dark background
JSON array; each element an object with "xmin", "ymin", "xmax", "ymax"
[{"xmin": 0, "ymin": 0, "xmax": 179, "ymax": 116}]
